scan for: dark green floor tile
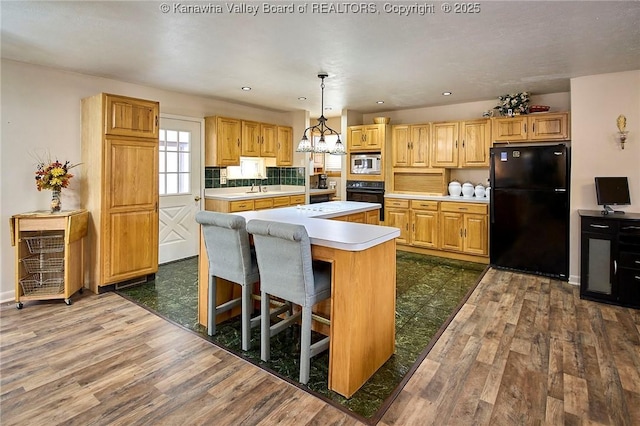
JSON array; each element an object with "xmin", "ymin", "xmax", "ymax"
[{"xmin": 118, "ymin": 252, "xmax": 485, "ymax": 420}]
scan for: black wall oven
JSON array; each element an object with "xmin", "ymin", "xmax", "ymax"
[{"xmin": 346, "ymin": 180, "xmax": 385, "ymax": 221}]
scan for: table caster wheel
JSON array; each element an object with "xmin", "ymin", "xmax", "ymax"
[
  {"xmin": 16, "ymin": 302, "xmax": 23, "ymax": 310},
  {"xmin": 65, "ymin": 299, "xmax": 72, "ymax": 306}
]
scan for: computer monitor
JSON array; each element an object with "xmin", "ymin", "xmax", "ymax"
[{"xmin": 595, "ymin": 176, "xmax": 631, "ymax": 214}]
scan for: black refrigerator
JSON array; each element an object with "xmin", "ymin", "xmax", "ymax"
[{"xmin": 490, "ymin": 144, "xmax": 570, "ymax": 280}]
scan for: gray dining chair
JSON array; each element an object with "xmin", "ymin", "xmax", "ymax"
[
  {"xmin": 195, "ymin": 211, "xmax": 261, "ymax": 351},
  {"xmin": 246, "ymin": 219, "xmax": 331, "ymax": 384}
]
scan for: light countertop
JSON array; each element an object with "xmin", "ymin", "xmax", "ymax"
[
  {"xmin": 385, "ymin": 193, "xmax": 490, "ymax": 204},
  {"xmin": 235, "ymin": 201, "xmax": 399, "ymax": 251}
]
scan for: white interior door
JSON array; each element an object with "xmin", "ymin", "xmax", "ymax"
[{"xmin": 158, "ymin": 116, "xmax": 202, "ymax": 264}]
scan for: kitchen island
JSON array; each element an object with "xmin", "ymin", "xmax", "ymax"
[{"xmin": 197, "ymin": 201, "xmax": 399, "ymax": 398}]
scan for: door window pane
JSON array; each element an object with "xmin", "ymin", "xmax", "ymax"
[{"xmin": 159, "ymin": 126, "xmax": 192, "ymax": 195}]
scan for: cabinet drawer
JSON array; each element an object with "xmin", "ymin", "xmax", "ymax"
[
  {"xmin": 440, "ymin": 202, "xmax": 487, "ymax": 214},
  {"xmin": 386, "ymin": 199, "xmax": 409, "ymax": 209},
  {"xmin": 581, "ymin": 217, "xmax": 618, "ymax": 234},
  {"xmin": 411, "ymin": 200, "xmax": 438, "ymax": 211},
  {"xmin": 620, "ymin": 251, "xmax": 640, "ymax": 270},
  {"xmin": 229, "ymin": 200, "xmax": 255, "ymax": 212},
  {"xmin": 254, "ymin": 198, "xmax": 273, "ymax": 210},
  {"xmin": 289, "ymin": 194, "xmax": 305, "ymax": 205},
  {"xmin": 272, "ymin": 196, "xmax": 290, "ymax": 207}
]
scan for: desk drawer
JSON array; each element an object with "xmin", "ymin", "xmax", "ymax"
[{"xmin": 620, "ymin": 251, "xmax": 640, "ymax": 270}]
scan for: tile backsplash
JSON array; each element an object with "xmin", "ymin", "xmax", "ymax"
[{"xmin": 205, "ymin": 166, "xmax": 306, "ymax": 189}]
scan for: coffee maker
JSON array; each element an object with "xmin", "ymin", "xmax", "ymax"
[{"xmin": 318, "ymin": 174, "xmax": 328, "ymax": 189}]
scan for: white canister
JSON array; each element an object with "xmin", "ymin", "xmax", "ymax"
[
  {"xmin": 474, "ymin": 184, "xmax": 486, "ymax": 198},
  {"xmin": 448, "ymin": 181, "xmax": 462, "ymax": 197},
  {"xmin": 462, "ymin": 182, "xmax": 474, "ymax": 198},
  {"xmin": 486, "ymin": 187, "xmax": 491, "ymax": 200}
]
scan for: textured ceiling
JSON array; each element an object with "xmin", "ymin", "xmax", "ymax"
[{"xmin": 2, "ymin": 1, "xmax": 639, "ymax": 117}]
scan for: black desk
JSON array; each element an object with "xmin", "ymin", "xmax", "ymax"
[{"xmin": 579, "ymin": 210, "xmax": 640, "ymax": 308}]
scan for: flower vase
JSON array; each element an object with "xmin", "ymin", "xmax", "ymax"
[{"xmin": 51, "ymin": 189, "xmax": 61, "ymax": 213}]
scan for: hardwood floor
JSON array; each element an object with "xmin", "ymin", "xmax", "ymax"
[{"xmin": 1, "ymin": 268, "xmax": 639, "ymax": 425}]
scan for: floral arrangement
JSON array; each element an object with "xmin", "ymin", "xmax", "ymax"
[
  {"xmin": 494, "ymin": 92, "xmax": 530, "ymax": 116},
  {"xmin": 35, "ymin": 158, "xmax": 79, "ymax": 191}
]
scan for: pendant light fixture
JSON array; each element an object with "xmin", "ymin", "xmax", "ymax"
[{"xmin": 296, "ymin": 72, "xmax": 346, "ymax": 155}]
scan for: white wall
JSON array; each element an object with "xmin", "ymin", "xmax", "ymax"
[
  {"xmin": 0, "ymin": 59, "xmax": 299, "ymax": 302},
  {"xmin": 569, "ymin": 70, "xmax": 640, "ymax": 284}
]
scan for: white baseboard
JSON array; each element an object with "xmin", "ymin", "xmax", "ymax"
[
  {"xmin": 1, "ymin": 290, "xmax": 16, "ymax": 304},
  {"xmin": 568, "ymin": 274, "xmax": 580, "ymax": 286}
]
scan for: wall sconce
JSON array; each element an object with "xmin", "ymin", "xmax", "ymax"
[{"xmin": 616, "ymin": 114, "xmax": 629, "ymax": 149}]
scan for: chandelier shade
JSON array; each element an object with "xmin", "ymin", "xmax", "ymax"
[{"xmin": 297, "ymin": 73, "xmax": 346, "ymax": 155}]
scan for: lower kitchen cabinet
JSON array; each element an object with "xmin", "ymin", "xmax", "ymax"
[
  {"xmin": 386, "ymin": 198, "xmax": 488, "ymax": 260},
  {"xmin": 579, "ymin": 210, "xmax": 640, "ymax": 308},
  {"xmin": 440, "ymin": 202, "xmax": 488, "ymax": 256},
  {"xmin": 411, "ymin": 201, "xmax": 439, "ymax": 248},
  {"xmin": 204, "ymin": 194, "xmax": 306, "ymax": 213}
]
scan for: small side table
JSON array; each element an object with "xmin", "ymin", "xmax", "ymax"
[{"xmin": 10, "ymin": 209, "xmax": 89, "ymax": 309}]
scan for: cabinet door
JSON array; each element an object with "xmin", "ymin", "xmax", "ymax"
[
  {"xmin": 431, "ymin": 122, "xmax": 459, "ymax": 167},
  {"xmin": 365, "ymin": 125, "xmax": 382, "ymax": 149},
  {"xmin": 241, "ymin": 121, "xmax": 261, "ymax": 156},
  {"xmin": 412, "ymin": 210, "xmax": 438, "ymax": 248},
  {"xmin": 385, "ymin": 208, "xmax": 409, "ymax": 244},
  {"xmin": 411, "ymin": 124, "xmax": 430, "ymax": 167},
  {"xmin": 105, "ymin": 94, "xmax": 159, "ymax": 139},
  {"xmin": 492, "ymin": 117, "xmax": 527, "ymax": 142},
  {"xmin": 205, "ymin": 117, "xmax": 241, "ymax": 166},
  {"xmin": 276, "ymin": 126, "xmax": 293, "ymax": 166},
  {"xmin": 260, "ymin": 123, "xmax": 277, "ymax": 157},
  {"xmin": 392, "ymin": 125, "xmax": 410, "ymax": 167},
  {"xmin": 581, "ymin": 231, "xmax": 617, "ymax": 302},
  {"xmin": 366, "ymin": 210, "xmax": 379, "ymax": 225},
  {"xmin": 348, "ymin": 126, "xmax": 365, "ymax": 150},
  {"xmin": 529, "ymin": 113, "xmax": 569, "ymax": 140},
  {"xmin": 463, "ymin": 214, "xmax": 488, "ymax": 255},
  {"xmin": 440, "ymin": 211, "xmax": 463, "ymax": 252},
  {"xmin": 460, "ymin": 119, "xmax": 491, "ymax": 167},
  {"xmin": 104, "ymin": 138, "xmax": 158, "ymax": 283}
]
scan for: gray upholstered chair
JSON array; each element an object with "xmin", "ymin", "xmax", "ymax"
[
  {"xmin": 195, "ymin": 211, "xmax": 260, "ymax": 351},
  {"xmin": 246, "ymin": 219, "xmax": 331, "ymax": 385}
]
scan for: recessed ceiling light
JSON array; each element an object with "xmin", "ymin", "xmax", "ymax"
[
  {"xmin": 241, "ymin": 86, "xmax": 251, "ymax": 91},
  {"xmin": 376, "ymin": 100, "xmax": 385, "ymax": 104},
  {"xmin": 442, "ymin": 91, "xmax": 452, "ymax": 96},
  {"xmin": 298, "ymin": 97, "xmax": 307, "ymax": 101}
]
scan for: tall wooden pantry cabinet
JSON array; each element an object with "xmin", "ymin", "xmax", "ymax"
[{"xmin": 81, "ymin": 93, "xmax": 160, "ymax": 293}]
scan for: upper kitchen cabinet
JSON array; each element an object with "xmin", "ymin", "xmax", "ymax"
[
  {"xmin": 431, "ymin": 121, "xmax": 460, "ymax": 168},
  {"xmin": 82, "ymin": 93, "xmax": 159, "ymax": 293},
  {"xmin": 241, "ymin": 121, "xmax": 276, "ymax": 157},
  {"xmin": 460, "ymin": 119, "xmax": 491, "ymax": 167},
  {"xmin": 492, "ymin": 112, "xmax": 570, "ymax": 142},
  {"xmin": 205, "ymin": 116, "xmax": 241, "ymax": 166},
  {"xmin": 104, "ymin": 94, "xmax": 159, "ymax": 139},
  {"xmin": 431, "ymin": 119, "xmax": 491, "ymax": 168},
  {"xmin": 347, "ymin": 124, "xmax": 388, "ymax": 151},
  {"xmin": 276, "ymin": 126, "xmax": 293, "ymax": 166},
  {"xmin": 392, "ymin": 124, "xmax": 430, "ymax": 168}
]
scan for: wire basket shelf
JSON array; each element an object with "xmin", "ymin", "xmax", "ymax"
[
  {"xmin": 22, "ymin": 256, "xmax": 64, "ymax": 274},
  {"xmin": 24, "ymin": 235, "xmax": 64, "ymax": 254},
  {"xmin": 19, "ymin": 274, "xmax": 64, "ymax": 296}
]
